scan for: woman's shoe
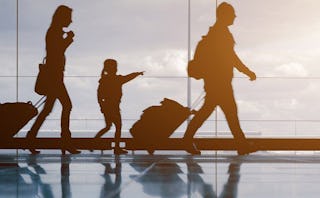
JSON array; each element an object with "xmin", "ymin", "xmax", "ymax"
[{"xmin": 237, "ymin": 141, "xmax": 258, "ymax": 155}]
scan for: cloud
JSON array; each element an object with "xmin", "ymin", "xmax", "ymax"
[
  {"xmin": 275, "ymin": 62, "xmax": 308, "ymax": 77},
  {"xmin": 3, "ymin": 0, "xmax": 320, "ymax": 136}
]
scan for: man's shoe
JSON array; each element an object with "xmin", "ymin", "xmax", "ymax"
[
  {"xmin": 114, "ymin": 148, "xmax": 128, "ymax": 155},
  {"xmin": 186, "ymin": 143, "xmax": 201, "ymax": 155},
  {"xmin": 237, "ymin": 141, "xmax": 258, "ymax": 155},
  {"xmin": 62, "ymin": 148, "xmax": 81, "ymax": 155}
]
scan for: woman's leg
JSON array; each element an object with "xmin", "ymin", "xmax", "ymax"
[
  {"xmin": 57, "ymin": 84, "xmax": 80, "ymax": 154},
  {"xmin": 26, "ymin": 96, "xmax": 56, "ymax": 154},
  {"xmin": 27, "ymin": 96, "xmax": 56, "ymax": 138},
  {"xmin": 57, "ymin": 84, "xmax": 72, "ymax": 139}
]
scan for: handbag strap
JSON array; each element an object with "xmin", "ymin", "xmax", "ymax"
[{"xmin": 42, "ymin": 57, "xmax": 46, "ymax": 64}]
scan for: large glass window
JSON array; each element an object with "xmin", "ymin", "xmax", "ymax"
[{"xmin": 2, "ymin": 0, "xmax": 320, "ymax": 154}]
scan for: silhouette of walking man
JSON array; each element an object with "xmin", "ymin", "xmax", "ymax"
[
  {"xmin": 94, "ymin": 59, "xmax": 144, "ymax": 154},
  {"xmin": 26, "ymin": 5, "xmax": 80, "ymax": 154},
  {"xmin": 184, "ymin": 2, "xmax": 257, "ymax": 155}
]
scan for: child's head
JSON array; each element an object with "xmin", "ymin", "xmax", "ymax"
[{"xmin": 102, "ymin": 59, "xmax": 117, "ymax": 75}]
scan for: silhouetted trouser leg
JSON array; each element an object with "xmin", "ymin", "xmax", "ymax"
[
  {"xmin": 183, "ymin": 97, "xmax": 217, "ymax": 141},
  {"xmin": 113, "ymin": 113, "xmax": 122, "ymax": 149},
  {"xmin": 28, "ymin": 84, "xmax": 72, "ymax": 143},
  {"xmin": 58, "ymin": 84, "xmax": 73, "ymax": 146},
  {"xmin": 27, "ymin": 97, "xmax": 56, "ymax": 138},
  {"xmin": 184, "ymin": 86, "xmax": 246, "ymax": 143},
  {"xmin": 219, "ymin": 87, "xmax": 246, "ymax": 142},
  {"xmin": 95, "ymin": 113, "xmax": 112, "ymax": 138}
]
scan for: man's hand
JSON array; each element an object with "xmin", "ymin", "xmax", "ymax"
[{"xmin": 248, "ymin": 71, "xmax": 256, "ymax": 81}]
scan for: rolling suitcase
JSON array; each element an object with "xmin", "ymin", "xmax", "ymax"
[
  {"xmin": 129, "ymin": 98, "xmax": 192, "ymax": 153},
  {"xmin": 0, "ymin": 97, "xmax": 45, "ymax": 142}
]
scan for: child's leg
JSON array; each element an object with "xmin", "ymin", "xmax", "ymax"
[
  {"xmin": 114, "ymin": 113, "xmax": 122, "ymax": 149},
  {"xmin": 113, "ymin": 113, "xmax": 127, "ymax": 154},
  {"xmin": 95, "ymin": 113, "xmax": 112, "ymax": 138}
]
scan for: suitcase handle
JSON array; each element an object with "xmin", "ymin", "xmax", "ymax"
[
  {"xmin": 34, "ymin": 96, "xmax": 46, "ymax": 109},
  {"xmin": 191, "ymin": 91, "xmax": 205, "ymax": 110}
]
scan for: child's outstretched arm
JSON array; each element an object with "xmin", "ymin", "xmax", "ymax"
[{"xmin": 122, "ymin": 71, "xmax": 144, "ymax": 84}]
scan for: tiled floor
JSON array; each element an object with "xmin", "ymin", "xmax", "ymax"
[{"xmin": 1, "ymin": 153, "xmax": 320, "ymax": 198}]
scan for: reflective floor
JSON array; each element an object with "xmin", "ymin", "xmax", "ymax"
[{"xmin": 1, "ymin": 152, "xmax": 320, "ymax": 198}]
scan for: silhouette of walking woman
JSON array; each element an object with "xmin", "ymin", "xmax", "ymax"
[
  {"xmin": 184, "ymin": 2, "xmax": 257, "ymax": 155},
  {"xmin": 26, "ymin": 5, "xmax": 80, "ymax": 154}
]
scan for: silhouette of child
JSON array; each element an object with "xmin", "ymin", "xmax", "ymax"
[{"xmin": 95, "ymin": 59, "xmax": 144, "ymax": 154}]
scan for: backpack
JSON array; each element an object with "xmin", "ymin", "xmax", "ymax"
[{"xmin": 187, "ymin": 35, "xmax": 211, "ymax": 80}]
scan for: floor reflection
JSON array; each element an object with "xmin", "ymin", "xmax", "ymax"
[
  {"xmin": 3, "ymin": 154, "xmax": 318, "ymax": 198},
  {"xmin": 130, "ymin": 158, "xmax": 188, "ymax": 197},
  {"xmin": 129, "ymin": 157, "xmax": 241, "ymax": 198},
  {"xmin": 0, "ymin": 155, "xmax": 54, "ymax": 198},
  {"xmin": 219, "ymin": 162, "xmax": 241, "ymax": 198},
  {"xmin": 99, "ymin": 156, "xmax": 122, "ymax": 198},
  {"xmin": 61, "ymin": 156, "xmax": 71, "ymax": 198}
]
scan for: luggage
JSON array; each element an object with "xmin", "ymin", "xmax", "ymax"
[
  {"xmin": 130, "ymin": 98, "xmax": 192, "ymax": 153},
  {"xmin": 0, "ymin": 97, "xmax": 45, "ymax": 141}
]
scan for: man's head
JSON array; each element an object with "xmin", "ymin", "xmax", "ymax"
[
  {"xmin": 103, "ymin": 59, "xmax": 118, "ymax": 75},
  {"xmin": 217, "ymin": 2, "xmax": 236, "ymax": 26}
]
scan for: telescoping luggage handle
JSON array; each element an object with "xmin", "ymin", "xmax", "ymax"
[
  {"xmin": 190, "ymin": 91, "xmax": 205, "ymax": 110},
  {"xmin": 33, "ymin": 96, "xmax": 46, "ymax": 109}
]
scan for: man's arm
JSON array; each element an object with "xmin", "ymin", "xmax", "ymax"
[{"xmin": 232, "ymin": 52, "xmax": 256, "ymax": 81}]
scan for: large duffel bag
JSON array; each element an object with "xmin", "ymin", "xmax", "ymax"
[
  {"xmin": 130, "ymin": 98, "xmax": 192, "ymax": 153},
  {"xmin": 0, "ymin": 97, "xmax": 45, "ymax": 141}
]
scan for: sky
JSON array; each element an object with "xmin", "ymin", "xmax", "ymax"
[{"xmin": 2, "ymin": 0, "xmax": 320, "ymax": 138}]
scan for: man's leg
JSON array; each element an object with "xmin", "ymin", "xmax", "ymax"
[
  {"xmin": 184, "ymin": 97, "xmax": 216, "ymax": 154},
  {"xmin": 219, "ymin": 88, "xmax": 257, "ymax": 155},
  {"xmin": 219, "ymin": 94, "xmax": 246, "ymax": 141}
]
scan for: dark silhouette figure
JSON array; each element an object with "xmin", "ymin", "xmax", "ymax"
[
  {"xmin": 184, "ymin": 2, "xmax": 257, "ymax": 155},
  {"xmin": 94, "ymin": 59, "xmax": 144, "ymax": 155},
  {"xmin": 26, "ymin": 5, "xmax": 80, "ymax": 154}
]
